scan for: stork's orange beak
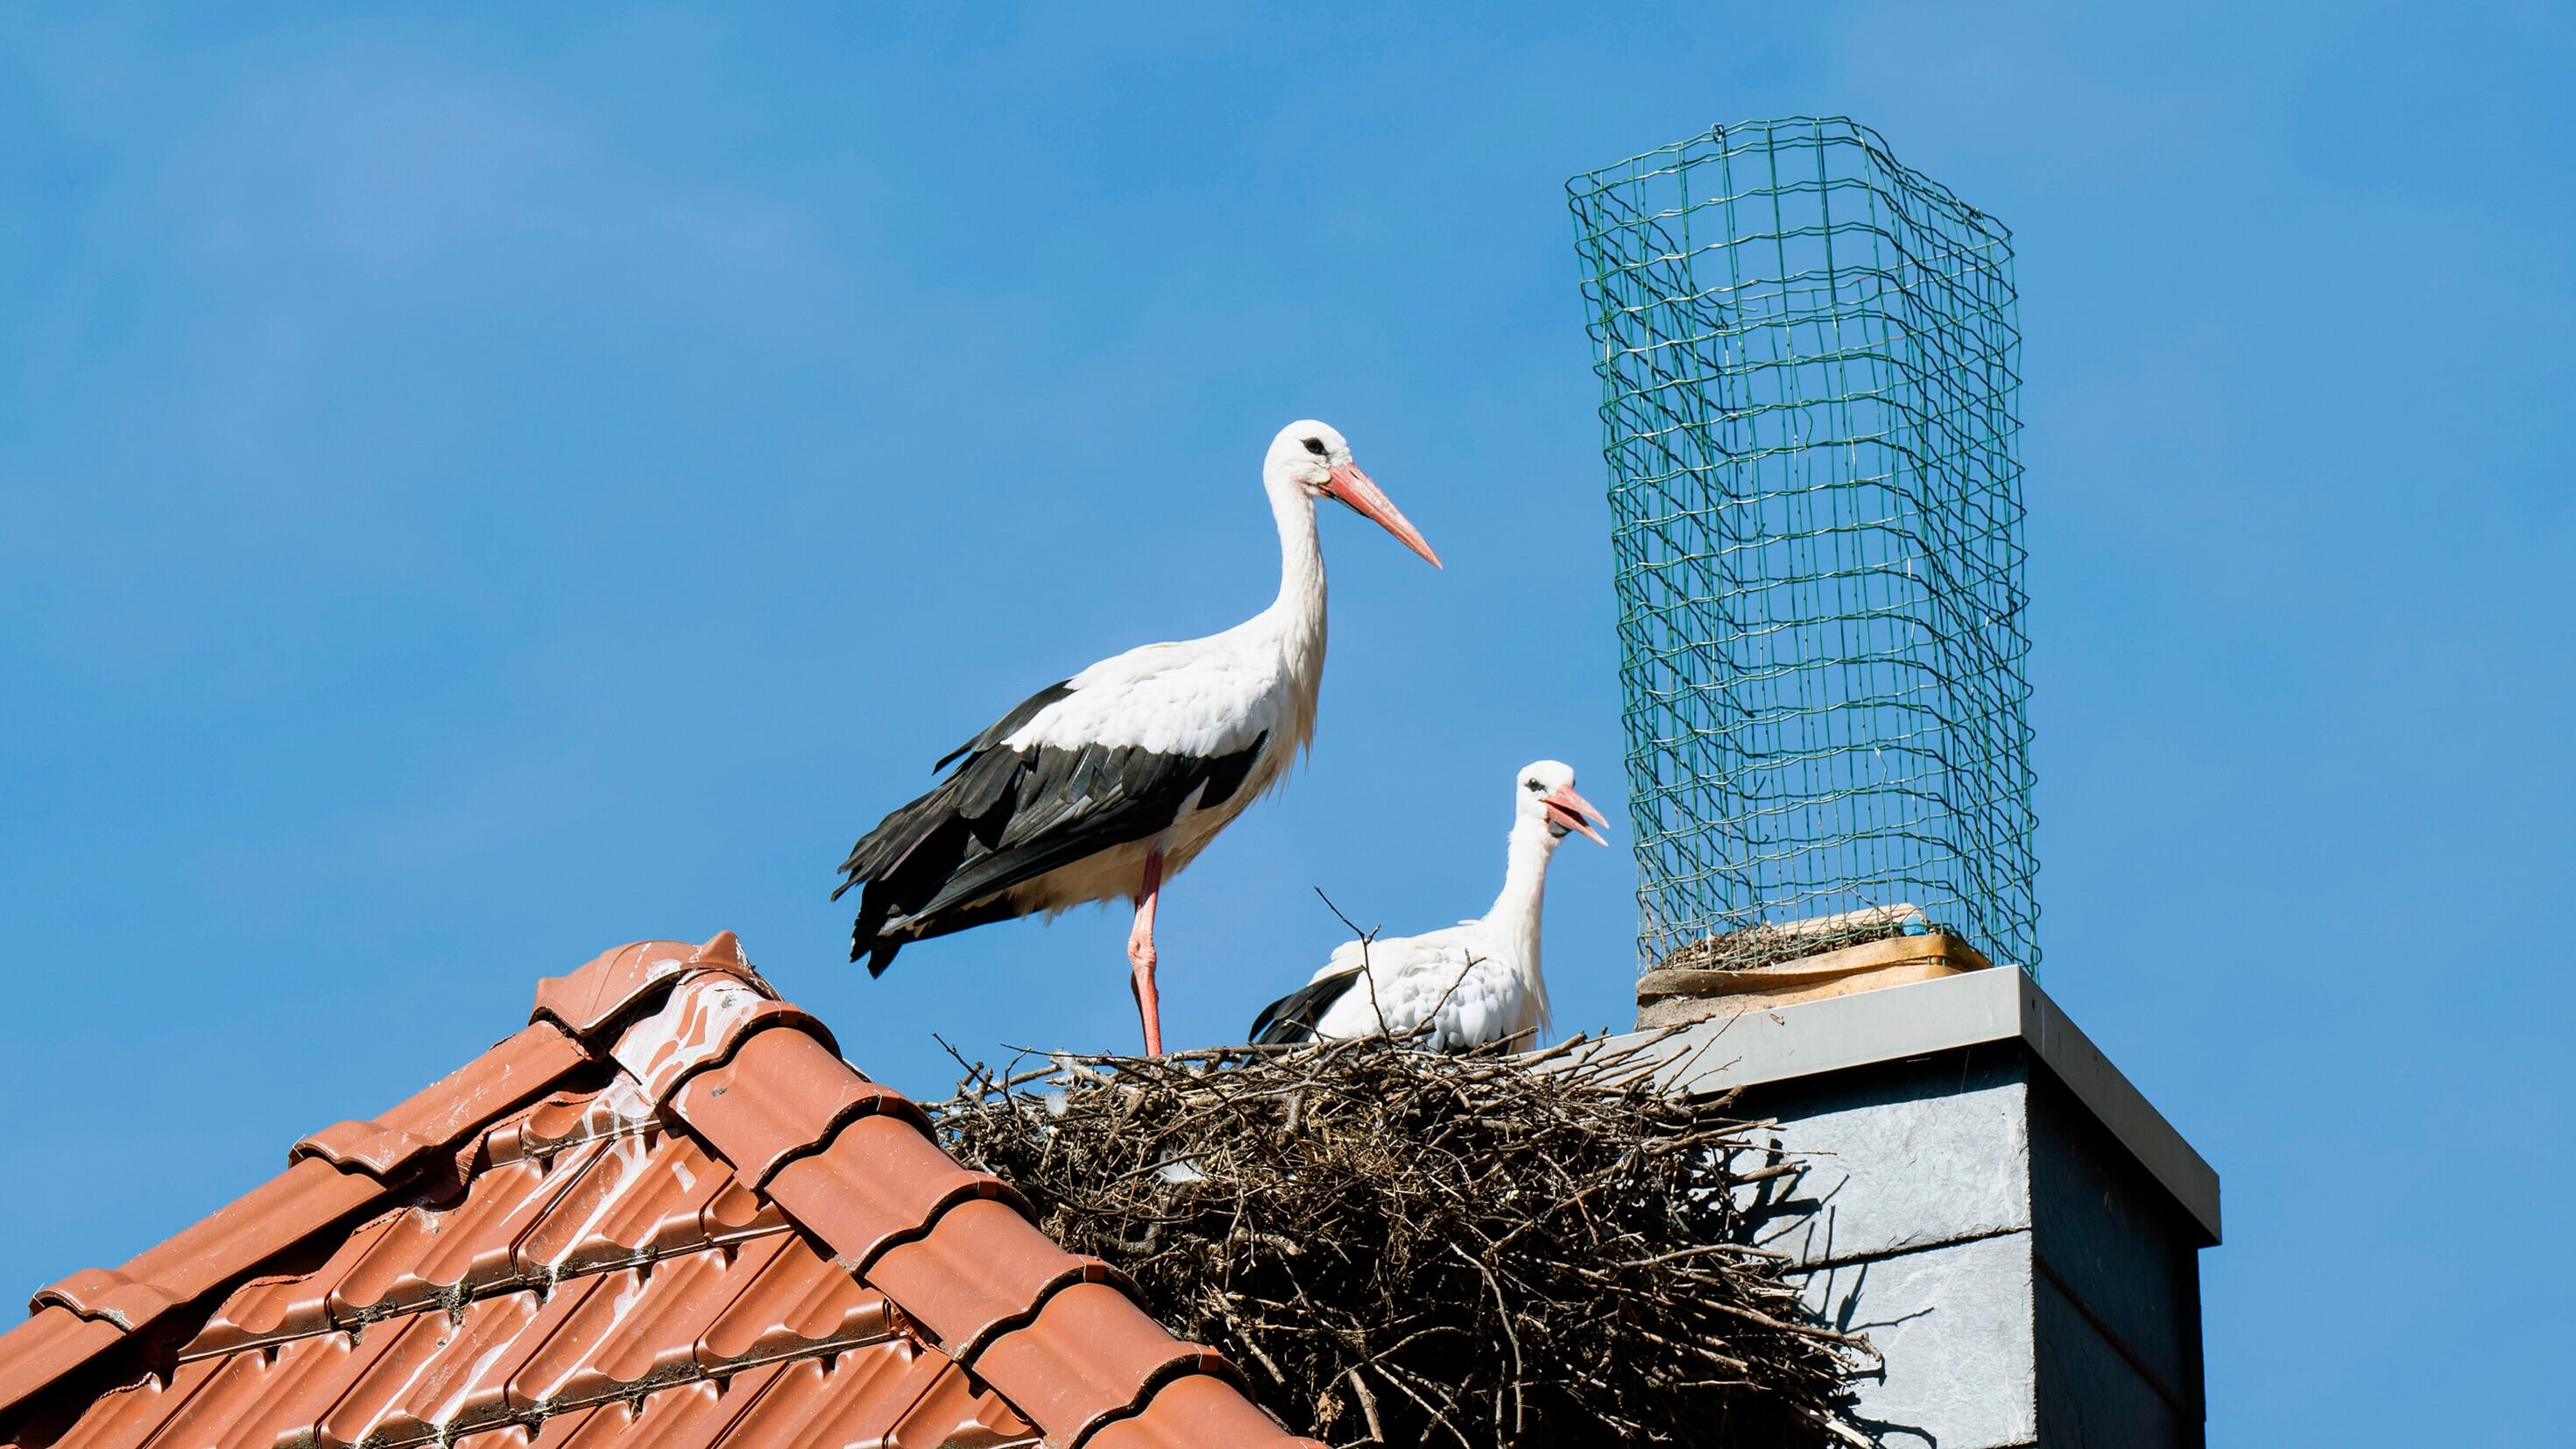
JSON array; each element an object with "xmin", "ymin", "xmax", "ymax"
[
  {"xmin": 1324, "ymin": 463, "xmax": 1441, "ymax": 569},
  {"xmin": 1544, "ymin": 783, "xmax": 1608, "ymax": 845}
]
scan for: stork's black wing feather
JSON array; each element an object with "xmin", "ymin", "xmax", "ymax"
[
  {"xmin": 836, "ymin": 679, "xmax": 1074, "ymax": 895},
  {"xmin": 1247, "ymin": 965, "xmax": 1366, "ymax": 1045},
  {"xmin": 931, "ymin": 679, "xmax": 1074, "ymax": 774},
  {"xmin": 837, "ymin": 708, "xmax": 1268, "ymax": 972}
]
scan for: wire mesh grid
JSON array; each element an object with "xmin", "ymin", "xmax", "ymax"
[{"xmin": 1567, "ymin": 116, "xmax": 2039, "ymax": 977}]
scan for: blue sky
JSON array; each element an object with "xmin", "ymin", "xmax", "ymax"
[{"xmin": 3, "ymin": 4, "xmax": 2569, "ymax": 1444}]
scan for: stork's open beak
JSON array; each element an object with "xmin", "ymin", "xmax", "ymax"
[
  {"xmin": 1324, "ymin": 463, "xmax": 1442, "ymax": 569},
  {"xmin": 1544, "ymin": 783, "xmax": 1608, "ymax": 845}
]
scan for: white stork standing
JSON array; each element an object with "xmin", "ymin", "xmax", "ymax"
[
  {"xmin": 1247, "ymin": 760, "xmax": 1607, "ymax": 1053},
  {"xmin": 835, "ymin": 421, "xmax": 1440, "ymax": 1055}
]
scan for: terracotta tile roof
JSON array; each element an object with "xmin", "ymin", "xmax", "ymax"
[{"xmin": 0, "ymin": 933, "xmax": 1316, "ymax": 1449}]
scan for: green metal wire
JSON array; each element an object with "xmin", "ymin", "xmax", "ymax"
[{"xmin": 1567, "ymin": 117, "xmax": 2040, "ymax": 977}]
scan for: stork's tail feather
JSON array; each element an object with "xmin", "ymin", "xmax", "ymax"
[
  {"xmin": 1247, "ymin": 965, "xmax": 1366, "ymax": 1045},
  {"xmin": 836, "ymin": 761, "xmax": 1011, "ymax": 969}
]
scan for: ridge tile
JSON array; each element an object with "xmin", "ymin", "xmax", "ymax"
[
  {"xmin": 1087, "ymin": 1374, "xmax": 1323, "ymax": 1449},
  {"xmin": 866, "ymin": 1199, "xmax": 1123, "ymax": 1363},
  {"xmin": 532, "ymin": 935, "xmax": 770, "ymax": 1049},
  {"xmin": 971, "ymin": 1283, "xmax": 1231, "ymax": 1448},
  {"xmin": 764, "ymin": 1117, "xmax": 1021, "ymax": 1277},
  {"xmin": 670, "ymin": 1028, "xmax": 924, "ymax": 1191}
]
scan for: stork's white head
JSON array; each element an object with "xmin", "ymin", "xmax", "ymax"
[
  {"xmin": 1267, "ymin": 420, "xmax": 1441, "ymax": 568},
  {"xmin": 1515, "ymin": 760, "xmax": 1608, "ymax": 845}
]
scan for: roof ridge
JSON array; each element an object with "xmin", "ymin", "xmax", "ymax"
[
  {"xmin": 0, "ymin": 933, "xmax": 1320, "ymax": 1449},
  {"xmin": 619, "ymin": 965, "xmax": 1321, "ymax": 1448}
]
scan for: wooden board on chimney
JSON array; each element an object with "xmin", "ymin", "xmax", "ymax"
[{"xmin": 1636, "ymin": 933, "xmax": 1996, "ymax": 1028}]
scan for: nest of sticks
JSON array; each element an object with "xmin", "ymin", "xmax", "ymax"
[{"xmin": 931, "ymin": 1035, "xmax": 1873, "ymax": 1448}]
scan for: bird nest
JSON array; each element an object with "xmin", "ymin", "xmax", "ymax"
[{"xmin": 930, "ymin": 1035, "xmax": 1874, "ymax": 1448}]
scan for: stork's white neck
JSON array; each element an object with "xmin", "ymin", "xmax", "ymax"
[
  {"xmin": 1260, "ymin": 475, "xmax": 1329, "ymax": 743},
  {"xmin": 1486, "ymin": 816, "xmax": 1561, "ymax": 1023}
]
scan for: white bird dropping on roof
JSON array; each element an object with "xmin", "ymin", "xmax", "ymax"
[
  {"xmin": 836, "ymin": 421, "xmax": 1442, "ymax": 1057},
  {"xmin": 1248, "ymin": 761, "xmax": 1609, "ymax": 1054}
]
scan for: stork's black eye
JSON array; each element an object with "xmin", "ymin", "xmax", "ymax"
[
  {"xmin": 1526, "ymin": 779, "xmax": 1544, "ymax": 792},
  {"xmin": 1302, "ymin": 437, "xmax": 1327, "ymax": 456}
]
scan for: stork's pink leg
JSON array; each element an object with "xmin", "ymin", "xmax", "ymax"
[{"xmin": 1127, "ymin": 849, "xmax": 1167, "ymax": 1056}]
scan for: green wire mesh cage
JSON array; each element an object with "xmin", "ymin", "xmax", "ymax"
[{"xmin": 1568, "ymin": 116, "xmax": 2039, "ymax": 978}]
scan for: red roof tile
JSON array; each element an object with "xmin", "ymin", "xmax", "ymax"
[
  {"xmin": 866, "ymin": 1199, "xmax": 1127, "ymax": 1364},
  {"xmin": 0, "ymin": 935, "xmax": 1318, "ymax": 1449},
  {"xmin": 970, "ymin": 1284, "xmax": 1238, "ymax": 1447}
]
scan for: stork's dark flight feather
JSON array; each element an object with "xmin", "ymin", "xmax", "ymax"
[
  {"xmin": 836, "ymin": 676, "xmax": 1267, "ymax": 975},
  {"xmin": 932, "ymin": 680, "xmax": 1073, "ymax": 774},
  {"xmin": 1247, "ymin": 966, "xmax": 1366, "ymax": 1045}
]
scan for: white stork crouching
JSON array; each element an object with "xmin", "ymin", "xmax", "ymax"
[
  {"xmin": 835, "ymin": 421, "xmax": 1440, "ymax": 1056},
  {"xmin": 1249, "ymin": 760, "xmax": 1608, "ymax": 1054}
]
